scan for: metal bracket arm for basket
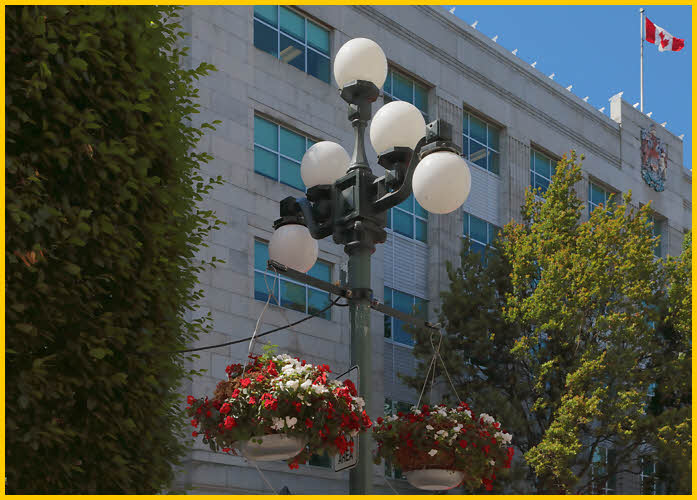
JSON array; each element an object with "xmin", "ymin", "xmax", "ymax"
[{"xmin": 267, "ymin": 259, "xmax": 438, "ymax": 331}]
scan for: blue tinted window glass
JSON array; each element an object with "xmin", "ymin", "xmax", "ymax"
[
  {"xmin": 308, "ymin": 288, "xmax": 330, "ymax": 320},
  {"xmin": 470, "ymin": 215, "xmax": 488, "ymax": 243},
  {"xmin": 254, "ymin": 20, "xmax": 278, "ymax": 57},
  {"xmin": 393, "ymin": 319, "xmax": 414, "ymax": 346},
  {"xmin": 591, "ymin": 183, "xmax": 606, "ymax": 207},
  {"xmin": 534, "ymin": 174, "xmax": 550, "ymax": 194},
  {"xmin": 279, "ymin": 127, "xmax": 306, "ymax": 161},
  {"xmin": 535, "ymin": 152, "xmax": 552, "ymax": 178},
  {"xmin": 279, "ymin": 6, "xmax": 304, "ymax": 40},
  {"xmin": 254, "ymin": 146, "xmax": 277, "ymax": 179},
  {"xmin": 308, "ymin": 260, "xmax": 331, "ymax": 281},
  {"xmin": 254, "ymin": 6, "xmax": 277, "ymax": 26},
  {"xmin": 488, "ymin": 151, "xmax": 500, "ymax": 175},
  {"xmin": 255, "ymin": 116, "xmax": 278, "ymax": 150},
  {"xmin": 307, "ymin": 50, "xmax": 330, "ymax": 83},
  {"xmin": 414, "ymin": 199, "xmax": 427, "ymax": 218},
  {"xmin": 281, "ymin": 280, "xmax": 306, "ymax": 313},
  {"xmin": 254, "ymin": 240, "xmax": 270, "ymax": 270},
  {"xmin": 393, "ymin": 73, "xmax": 413, "ymax": 102},
  {"xmin": 383, "ymin": 70, "xmax": 392, "ymax": 96},
  {"xmin": 470, "ymin": 241, "xmax": 486, "ymax": 256},
  {"xmin": 255, "ymin": 271, "xmax": 279, "ymax": 304},
  {"xmin": 279, "ymin": 157, "xmax": 304, "ymax": 190},
  {"xmin": 392, "ymin": 210, "xmax": 413, "ymax": 238},
  {"xmin": 415, "ymin": 219, "xmax": 427, "ymax": 243},
  {"xmin": 469, "ymin": 115, "xmax": 487, "ymax": 144},
  {"xmin": 470, "ymin": 140, "xmax": 487, "ymax": 169},
  {"xmin": 397, "ymin": 194, "xmax": 413, "ymax": 212},
  {"xmin": 414, "ymin": 84, "xmax": 428, "ymax": 114},
  {"xmin": 279, "ymin": 34, "xmax": 305, "ymax": 72},
  {"xmin": 463, "ymin": 113, "xmax": 469, "ymax": 136},
  {"xmin": 307, "ymin": 21, "xmax": 329, "ymax": 54},
  {"xmin": 488, "ymin": 126, "xmax": 500, "ymax": 151}
]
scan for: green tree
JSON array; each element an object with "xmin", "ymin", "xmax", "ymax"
[
  {"xmin": 407, "ymin": 151, "xmax": 690, "ymax": 493},
  {"xmin": 6, "ymin": 6, "xmax": 222, "ymax": 493}
]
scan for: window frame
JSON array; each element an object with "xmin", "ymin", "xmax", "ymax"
[
  {"xmin": 588, "ymin": 180, "xmax": 617, "ymax": 216},
  {"xmin": 647, "ymin": 213, "xmax": 663, "ymax": 258},
  {"xmin": 254, "ymin": 239, "xmax": 332, "ymax": 320},
  {"xmin": 253, "ymin": 115, "xmax": 316, "ymax": 191},
  {"xmin": 386, "ymin": 193, "xmax": 428, "ymax": 244},
  {"xmin": 591, "ymin": 446, "xmax": 616, "ymax": 495},
  {"xmin": 253, "ymin": 6, "xmax": 331, "ymax": 83},
  {"xmin": 530, "ymin": 148, "xmax": 556, "ymax": 198},
  {"xmin": 463, "ymin": 211, "xmax": 501, "ymax": 254},
  {"xmin": 383, "ymin": 286, "xmax": 428, "ymax": 348},
  {"xmin": 382, "ymin": 67, "xmax": 429, "ymax": 117},
  {"xmin": 462, "ymin": 110, "xmax": 501, "ymax": 175}
]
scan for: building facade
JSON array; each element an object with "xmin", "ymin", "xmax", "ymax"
[{"xmin": 175, "ymin": 5, "xmax": 691, "ymax": 494}]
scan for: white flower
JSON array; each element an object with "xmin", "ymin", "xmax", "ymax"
[
  {"xmin": 388, "ymin": 415, "xmax": 398, "ymax": 422},
  {"xmin": 464, "ymin": 409, "xmax": 472, "ymax": 418},
  {"xmin": 494, "ymin": 431, "xmax": 513, "ymax": 445},
  {"xmin": 428, "ymin": 449, "xmax": 438, "ymax": 457},
  {"xmin": 285, "ymin": 379, "xmax": 299, "ymax": 390},
  {"xmin": 479, "ymin": 413, "xmax": 495, "ymax": 425},
  {"xmin": 412, "ymin": 409, "xmax": 421, "ymax": 415},
  {"xmin": 489, "ymin": 460, "xmax": 496, "ymax": 466},
  {"xmin": 453, "ymin": 425, "xmax": 462, "ymax": 433},
  {"xmin": 436, "ymin": 430, "xmax": 448, "ymax": 436},
  {"xmin": 271, "ymin": 417, "xmax": 285, "ymax": 431},
  {"xmin": 353, "ymin": 397, "xmax": 365, "ymax": 408},
  {"xmin": 300, "ymin": 379, "xmax": 312, "ymax": 390},
  {"xmin": 285, "ymin": 416, "xmax": 298, "ymax": 429},
  {"xmin": 426, "ymin": 425, "xmax": 434, "ymax": 431},
  {"xmin": 437, "ymin": 409, "xmax": 448, "ymax": 417},
  {"xmin": 312, "ymin": 384, "xmax": 328, "ymax": 394}
]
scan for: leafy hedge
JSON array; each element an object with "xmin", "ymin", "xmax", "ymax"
[{"xmin": 6, "ymin": 6, "xmax": 222, "ymax": 493}]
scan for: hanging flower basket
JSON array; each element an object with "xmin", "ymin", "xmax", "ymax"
[
  {"xmin": 372, "ymin": 402, "xmax": 514, "ymax": 491},
  {"xmin": 187, "ymin": 351, "xmax": 372, "ymax": 468}
]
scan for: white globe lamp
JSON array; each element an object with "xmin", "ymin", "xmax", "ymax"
[
  {"xmin": 369, "ymin": 101, "xmax": 426, "ymax": 154},
  {"xmin": 269, "ymin": 224, "xmax": 318, "ymax": 273},
  {"xmin": 333, "ymin": 38, "xmax": 388, "ymax": 89},
  {"xmin": 412, "ymin": 151, "xmax": 471, "ymax": 214},
  {"xmin": 300, "ymin": 141, "xmax": 350, "ymax": 188}
]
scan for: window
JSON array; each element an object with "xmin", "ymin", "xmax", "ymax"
[
  {"xmin": 254, "ymin": 115, "xmax": 316, "ymax": 191},
  {"xmin": 463, "ymin": 111, "xmax": 500, "ymax": 175},
  {"xmin": 383, "ymin": 68, "xmax": 428, "ymax": 116},
  {"xmin": 530, "ymin": 149, "xmax": 554, "ymax": 197},
  {"xmin": 383, "ymin": 287, "xmax": 427, "ymax": 347},
  {"xmin": 383, "ymin": 398, "xmax": 413, "ymax": 479},
  {"xmin": 254, "ymin": 240, "xmax": 332, "ymax": 320},
  {"xmin": 647, "ymin": 214, "xmax": 662, "ymax": 258},
  {"xmin": 253, "ymin": 6, "xmax": 330, "ymax": 83},
  {"xmin": 386, "ymin": 193, "xmax": 427, "ymax": 243},
  {"xmin": 640, "ymin": 456, "xmax": 665, "ymax": 494},
  {"xmin": 588, "ymin": 181, "xmax": 615, "ymax": 215},
  {"xmin": 463, "ymin": 211, "xmax": 501, "ymax": 256},
  {"xmin": 591, "ymin": 446, "xmax": 616, "ymax": 494}
]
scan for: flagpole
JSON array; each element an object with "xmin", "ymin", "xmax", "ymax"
[{"xmin": 640, "ymin": 7, "xmax": 644, "ymax": 112}]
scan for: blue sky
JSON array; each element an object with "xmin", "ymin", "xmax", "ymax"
[{"xmin": 444, "ymin": 5, "xmax": 692, "ymax": 169}]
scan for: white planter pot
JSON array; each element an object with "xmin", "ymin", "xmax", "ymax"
[
  {"xmin": 236, "ymin": 434, "xmax": 307, "ymax": 462},
  {"xmin": 405, "ymin": 469, "xmax": 465, "ymax": 491}
]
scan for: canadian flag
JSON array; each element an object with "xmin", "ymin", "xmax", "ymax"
[{"xmin": 645, "ymin": 17, "xmax": 685, "ymax": 52}]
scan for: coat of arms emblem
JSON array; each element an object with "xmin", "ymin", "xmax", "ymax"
[{"xmin": 640, "ymin": 125, "xmax": 668, "ymax": 192}]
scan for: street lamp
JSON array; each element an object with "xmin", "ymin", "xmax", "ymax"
[{"xmin": 268, "ymin": 37, "xmax": 471, "ymax": 494}]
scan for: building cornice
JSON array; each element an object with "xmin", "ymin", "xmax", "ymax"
[{"xmin": 351, "ymin": 5, "xmax": 622, "ymax": 168}]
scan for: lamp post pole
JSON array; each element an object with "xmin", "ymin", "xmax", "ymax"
[{"xmin": 268, "ymin": 38, "xmax": 472, "ymax": 496}]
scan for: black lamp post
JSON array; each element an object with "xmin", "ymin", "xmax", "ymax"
[{"xmin": 267, "ymin": 38, "xmax": 472, "ymax": 494}]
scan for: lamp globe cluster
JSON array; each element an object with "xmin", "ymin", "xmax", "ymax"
[{"xmin": 269, "ymin": 37, "xmax": 472, "ymax": 272}]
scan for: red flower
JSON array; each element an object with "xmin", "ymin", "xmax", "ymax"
[
  {"xmin": 288, "ymin": 460, "xmax": 299, "ymax": 470},
  {"xmin": 222, "ymin": 447, "xmax": 231, "ymax": 453},
  {"xmin": 507, "ymin": 447, "xmax": 515, "ymax": 457},
  {"xmin": 293, "ymin": 402, "xmax": 302, "ymax": 412},
  {"xmin": 376, "ymin": 417, "xmax": 384, "ymax": 425},
  {"xmin": 343, "ymin": 379, "xmax": 357, "ymax": 396},
  {"xmin": 305, "ymin": 418, "xmax": 313, "ymax": 428},
  {"xmin": 240, "ymin": 378, "xmax": 251, "ymax": 388},
  {"xmin": 206, "ymin": 410, "xmax": 212, "ymax": 417},
  {"xmin": 191, "ymin": 419, "xmax": 198, "ymax": 427},
  {"xmin": 459, "ymin": 440, "xmax": 468, "ymax": 448},
  {"xmin": 493, "ymin": 422, "xmax": 501, "ymax": 429},
  {"xmin": 220, "ymin": 403, "xmax": 231, "ymax": 414},
  {"xmin": 231, "ymin": 389, "xmax": 240, "ymax": 399},
  {"xmin": 187, "ymin": 395, "xmax": 196, "ymax": 405},
  {"xmin": 256, "ymin": 373, "xmax": 264, "ymax": 382},
  {"xmin": 192, "ymin": 431, "xmax": 198, "ymax": 437},
  {"xmin": 224, "ymin": 416, "xmax": 237, "ymax": 430},
  {"xmin": 248, "ymin": 396, "xmax": 257, "ymax": 405},
  {"xmin": 483, "ymin": 445, "xmax": 490, "ymax": 455}
]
